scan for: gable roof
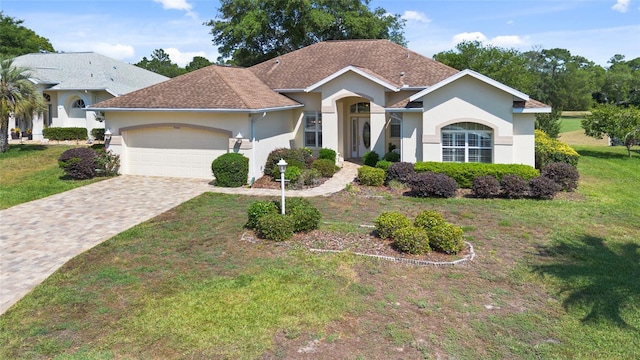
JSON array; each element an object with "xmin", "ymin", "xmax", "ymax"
[
  {"xmin": 249, "ymin": 39, "xmax": 459, "ymax": 90},
  {"xmin": 13, "ymin": 52, "xmax": 168, "ymax": 96},
  {"xmin": 91, "ymin": 65, "xmax": 302, "ymax": 112},
  {"xmin": 304, "ymin": 65, "xmax": 400, "ymax": 92}
]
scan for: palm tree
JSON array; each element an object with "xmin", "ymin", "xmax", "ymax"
[{"xmin": 0, "ymin": 56, "xmax": 44, "ymax": 152}]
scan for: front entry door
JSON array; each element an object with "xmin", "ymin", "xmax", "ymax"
[{"xmin": 351, "ymin": 117, "xmax": 371, "ymax": 158}]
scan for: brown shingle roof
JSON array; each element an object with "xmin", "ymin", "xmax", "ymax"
[
  {"xmin": 524, "ymin": 98, "xmax": 550, "ymax": 108},
  {"xmin": 249, "ymin": 39, "xmax": 459, "ymax": 89},
  {"xmin": 92, "ymin": 65, "xmax": 301, "ymax": 110}
]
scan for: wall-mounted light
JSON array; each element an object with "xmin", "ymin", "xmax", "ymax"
[
  {"xmin": 104, "ymin": 129, "xmax": 112, "ymax": 141},
  {"xmin": 235, "ymin": 132, "xmax": 243, "ymax": 143}
]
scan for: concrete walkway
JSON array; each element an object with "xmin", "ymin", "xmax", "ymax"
[{"xmin": 0, "ymin": 162, "xmax": 358, "ymax": 315}]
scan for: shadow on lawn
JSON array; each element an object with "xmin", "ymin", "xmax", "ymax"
[
  {"xmin": 534, "ymin": 235, "xmax": 640, "ymax": 330},
  {"xmin": 577, "ymin": 148, "xmax": 640, "ymax": 160}
]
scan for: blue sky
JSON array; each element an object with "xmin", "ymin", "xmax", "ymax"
[{"xmin": 1, "ymin": 0, "xmax": 639, "ymax": 67}]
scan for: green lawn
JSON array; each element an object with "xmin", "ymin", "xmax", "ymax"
[
  {"xmin": 1, "ymin": 144, "xmax": 638, "ymax": 359},
  {"xmin": 559, "ymin": 116, "xmax": 584, "ymax": 133},
  {"xmin": 0, "ymin": 144, "xmax": 105, "ymax": 209}
]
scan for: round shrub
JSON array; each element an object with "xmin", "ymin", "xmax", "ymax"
[
  {"xmin": 414, "ymin": 210, "xmax": 446, "ymax": 231},
  {"xmin": 255, "ymin": 213, "xmax": 294, "ymax": 241},
  {"xmin": 58, "ymin": 147, "xmax": 97, "ymax": 180},
  {"xmin": 287, "ymin": 199, "xmax": 321, "ymax": 232},
  {"xmin": 271, "ymin": 159, "xmax": 306, "ymax": 180},
  {"xmin": 500, "ymin": 174, "xmax": 529, "ymax": 199},
  {"xmin": 318, "ymin": 148, "xmax": 337, "ymax": 162},
  {"xmin": 471, "ymin": 175, "xmax": 501, "ymax": 198},
  {"xmin": 299, "ymin": 168, "xmax": 322, "ymax": 187},
  {"xmin": 375, "ymin": 160, "xmax": 392, "ymax": 172},
  {"xmin": 529, "ymin": 176, "xmax": 560, "ymax": 199},
  {"xmin": 311, "ymin": 158, "xmax": 339, "ymax": 177},
  {"xmin": 358, "ymin": 165, "xmax": 385, "ymax": 186},
  {"xmin": 212, "ymin": 153, "xmax": 249, "ymax": 187},
  {"xmin": 541, "ymin": 162, "xmax": 579, "ymax": 192},
  {"xmin": 383, "ymin": 151, "xmax": 400, "ymax": 162},
  {"xmin": 374, "ymin": 211, "xmax": 412, "ymax": 239},
  {"xmin": 284, "ymin": 165, "xmax": 302, "ymax": 183},
  {"xmin": 246, "ymin": 200, "xmax": 278, "ymax": 229},
  {"xmin": 392, "ymin": 226, "xmax": 430, "ymax": 255},
  {"xmin": 386, "ymin": 162, "xmax": 416, "ymax": 184},
  {"xmin": 427, "ymin": 223, "xmax": 464, "ymax": 254},
  {"xmin": 264, "ymin": 148, "xmax": 313, "ymax": 177},
  {"xmin": 362, "ymin": 151, "xmax": 379, "ymax": 167},
  {"xmin": 407, "ymin": 172, "xmax": 457, "ymax": 198}
]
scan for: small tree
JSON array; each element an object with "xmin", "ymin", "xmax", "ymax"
[
  {"xmin": 535, "ymin": 108, "xmax": 562, "ymax": 139},
  {"xmin": 582, "ymin": 104, "xmax": 640, "ymax": 157}
]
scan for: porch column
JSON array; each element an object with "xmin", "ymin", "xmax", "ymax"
[
  {"xmin": 321, "ymin": 101, "xmax": 338, "ymax": 152},
  {"xmin": 370, "ymin": 104, "xmax": 386, "ymax": 156}
]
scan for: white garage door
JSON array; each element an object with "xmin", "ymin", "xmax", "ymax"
[{"xmin": 125, "ymin": 126, "xmax": 228, "ymax": 179}]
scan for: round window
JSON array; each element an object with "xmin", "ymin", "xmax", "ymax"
[{"xmin": 363, "ymin": 122, "xmax": 371, "ymax": 149}]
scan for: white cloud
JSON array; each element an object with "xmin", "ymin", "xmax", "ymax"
[
  {"xmin": 612, "ymin": 0, "xmax": 630, "ymax": 12},
  {"xmin": 452, "ymin": 32, "xmax": 488, "ymax": 43},
  {"xmin": 153, "ymin": 0, "xmax": 197, "ymax": 18},
  {"xmin": 164, "ymin": 48, "xmax": 215, "ymax": 67},
  {"xmin": 491, "ymin": 35, "xmax": 528, "ymax": 47},
  {"xmin": 90, "ymin": 43, "xmax": 136, "ymax": 60},
  {"xmin": 403, "ymin": 10, "xmax": 430, "ymax": 23}
]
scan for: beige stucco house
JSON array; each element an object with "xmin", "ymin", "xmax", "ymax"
[
  {"xmin": 10, "ymin": 52, "xmax": 168, "ymax": 141},
  {"xmin": 91, "ymin": 40, "xmax": 550, "ymax": 180}
]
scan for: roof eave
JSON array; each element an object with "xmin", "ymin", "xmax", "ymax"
[
  {"xmin": 384, "ymin": 107, "xmax": 424, "ymax": 113},
  {"xmin": 304, "ymin": 65, "xmax": 399, "ymax": 93},
  {"xmin": 88, "ymin": 104, "xmax": 304, "ymax": 113},
  {"xmin": 513, "ymin": 107, "xmax": 552, "ymax": 114}
]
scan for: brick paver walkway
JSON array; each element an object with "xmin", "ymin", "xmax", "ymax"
[{"xmin": 0, "ymin": 162, "xmax": 358, "ymax": 315}]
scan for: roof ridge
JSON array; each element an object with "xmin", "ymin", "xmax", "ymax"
[{"xmin": 212, "ymin": 66, "xmax": 255, "ymax": 109}]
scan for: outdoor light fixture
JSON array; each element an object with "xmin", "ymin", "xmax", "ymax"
[
  {"xmin": 235, "ymin": 132, "xmax": 243, "ymax": 142},
  {"xmin": 277, "ymin": 158, "xmax": 287, "ymax": 214},
  {"xmin": 104, "ymin": 129, "xmax": 112, "ymax": 141}
]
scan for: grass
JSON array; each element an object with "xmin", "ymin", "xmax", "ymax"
[
  {"xmin": 0, "ymin": 144, "xmax": 105, "ymax": 209},
  {"xmin": 1, "ymin": 143, "xmax": 639, "ymax": 358}
]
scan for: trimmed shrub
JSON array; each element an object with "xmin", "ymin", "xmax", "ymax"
[
  {"xmin": 500, "ymin": 174, "xmax": 529, "ymax": 199},
  {"xmin": 358, "ymin": 165, "xmax": 385, "ymax": 186},
  {"xmin": 541, "ymin": 162, "xmax": 579, "ymax": 192},
  {"xmin": 383, "ymin": 151, "xmax": 400, "ymax": 162},
  {"xmin": 246, "ymin": 200, "xmax": 278, "ymax": 229},
  {"xmin": 414, "ymin": 162, "xmax": 539, "ymax": 188},
  {"xmin": 386, "ymin": 162, "xmax": 416, "ymax": 184},
  {"xmin": 529, "ymin": 176, "xmax": 560, "ymax": 199},
  {"xmin": 375, "ymin": 160, "xmax": 392, "ymax": 172},
  {"xmin": 271, "ymin": 159, "xmax": 306, "ymax": 180},
  {"xmin": 284, "ymin": 165, "xmax": 302, "ymax": 183},
  {"xmin": 43, "ymin": 127, "xmax": 88, "ymax": 141},
  {"xmin": 471, "ymin": 175, "xmax": 501, "ymax": 198},
  {"xmin": 264, "ymin": 148, "xmax": 313, "ymax": 177},
  {"xmin": 427, "ymin": 223, "xmax": 464, "ymax": 254},
  {"xmin": 392, "ymin": 226, "xmax": 430, "ymax": 255},
  {"xmin": 318, "ymin": 148, "xmax": 337, "ymax": 162},
  {"xmin": 374, "ymin": 211, "xmax": 412, "ymax": 239},
  {"xmin": 58, "ymin": 147, "xmax": 97, "ymax": 179},
  {"xmin": 94, "ymin": 149, "xmax": 120, "ymax": 176},
  {"xmin": 299, "ymin": 168, "xmax": 322, "ymax": 187},
  {"xmin": 255, "ymin": 213, "xmax": 294, "ymax": 241},
  {"xmin": 311, "ymin": 158, "xmax": 339, "ymax": 177},
  {"xmin": 362, "ymin": 150, "xmax": 379, "ymax": 167},
  {"xmin": 286, "ymin": 198, "xmax": 321, "ymax": 232},
  {"xmin": 212, "ymin": 153, "xmax": 248, "ymax": 187},
  {"xmin": 414, "ymin": 210, "xmax": 446, "ymax": 231},
  {"xmin": 535, "ymin": 129, "xmax": 579, "ymax": 169},
  {"xmin": 91, "ymin": 128, "xmax": 105, "ymax": 141},
  {"xmin": 407, "ymin": 172, "xmax": 457, "ymax": 198}
]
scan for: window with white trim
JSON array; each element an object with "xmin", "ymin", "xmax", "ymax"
[
  {"xmin": 442, "ymin": 122, "xmax": 492, "ymax": 163},
  {"xmin": 304, "ymin": 111, "xmax": 322, "ymax": 147},
  {"xmin": 389, "ymin": 113, "xmax": 402, "ymax": 138},
  {"xmin": 350, "ymin": 102, "xmax": 370, "ymax": 114}
]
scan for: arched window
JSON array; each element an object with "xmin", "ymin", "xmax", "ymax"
[
  {"xmin": 442, "ymin": 122, "xmax": 492, "ymax": 163},
  {"xmin": 72, "ymin": 99, "xmax": 86, "ymax": 108},
  {"xmin": 350, "ymin": 102, "xmax": 370, "ymax": 114}
]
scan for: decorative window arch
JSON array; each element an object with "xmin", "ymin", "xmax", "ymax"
[
  {"xmin": 350, "ymin": 102, "xmax": 370, "ymax": 114},
  {"xmin": 442, "ymin": 122, "xmax": 493, "ymax": 163},
  {"xmin": 72, "ymin": 99, "xmax": 86, "ymax": 108}
]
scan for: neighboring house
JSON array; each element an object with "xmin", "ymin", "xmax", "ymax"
[
  {"xmin": 90, "ymin": 40, "xmax": 550, "ymax": 180},
  {"xmin": 10, "ymin": 52, "xmax": 168, "ymax": 141}
]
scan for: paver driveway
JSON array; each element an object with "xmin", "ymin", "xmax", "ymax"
[{"xmin": 0, "ymin": 175, "xmax": 211, "ymax": 315}]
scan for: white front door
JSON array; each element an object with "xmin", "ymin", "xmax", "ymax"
[{"xmin": 350, "ymin": 117, "xmax": 371, "ymax": 158}]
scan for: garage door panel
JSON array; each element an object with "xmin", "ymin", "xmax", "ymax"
[{"xmin": 125, "ymin": 126, "xmax": 227, "ymax": 179}]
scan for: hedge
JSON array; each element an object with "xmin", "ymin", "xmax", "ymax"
[
  {"xmin": 535, "ymin": 129, "xmax": 580, "ymax": 169},
  {"xmin": 414, "ymin": 162, "xmax": 539, "ymax": 188},
  {"xmin": 91, "ymin": 128, "xmax": 105, "ymax": 141},
  {"xmin": 43, "ymin": 127, "xmax": 88, "ymax": 141}
]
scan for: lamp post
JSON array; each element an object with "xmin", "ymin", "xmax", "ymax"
[{"xmin": 277, "ymin": 158, "xmax": 287, "ymax": 214}]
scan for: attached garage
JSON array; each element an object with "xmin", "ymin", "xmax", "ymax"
[{"xmin": 123, "ymin": 124, "xmax": 231, "ymax": 179}]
